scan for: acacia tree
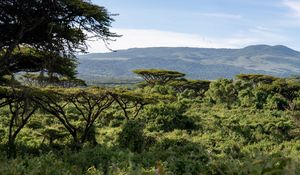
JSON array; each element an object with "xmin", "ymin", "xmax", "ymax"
[
  {"xmin": 168, "ymin": 79, "xmax": 211, "ymax": 96},
  {"xmin": 2, "ymin": 48, "xmax": 84, "ymax": 86},
  {"xmin": 0, "ymin": 86, "xmax": 38, "ymax": 158},
  {"xmin": 236, "ymin": 74, "xmax": 277, "ymax": 86},
  {"xmin": 109, "ymin": 89, "xmax": 155, "ymax": 120},
  {"xmin": 21, "ymin": 73, "xmax": 86, "ymax": 88},
  {"xmin": 133, "ymin": 69, "xmax": 185, "ymax": 86},
  {"xmin": 35, "ymin": 88, "xmax": 114, "ymax": 149},
  {"xmin": 0, "ymin": 0, "xmax": 118, "ymax": 79}
]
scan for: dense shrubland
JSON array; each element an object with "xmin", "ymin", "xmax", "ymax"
[{"xmin": 1, "ymin": 70, "xmax": 300, "ymax": 174}]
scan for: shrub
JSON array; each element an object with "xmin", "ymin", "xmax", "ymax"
[{"xmin": 117, "ymin": 120, "xmax": 147, "ymax": 153}]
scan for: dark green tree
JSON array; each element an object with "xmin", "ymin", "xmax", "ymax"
[
  {"xmin": 3, "ymin": 48, "xmax": 84, "ymax": 86},
  {"xmin": 0, "ymin": 0, "xmax": 118, "ymax": 79}
]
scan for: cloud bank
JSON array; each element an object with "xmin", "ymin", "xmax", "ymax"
[{"xmin": 87, "ymin": 28, "xmax": 290, "ymax": 53}]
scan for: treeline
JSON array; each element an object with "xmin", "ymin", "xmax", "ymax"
[{"xmin": 134, "ymin": 69, "xmax": 300, "ymax": 111}]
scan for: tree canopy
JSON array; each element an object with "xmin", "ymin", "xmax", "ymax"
[
  {"xmin": 236, "ymin": 74, "xmax": 278, "ymax": 85},
  {"xmin": 169, "ymin": 78, "xmax": 210, "ymax": 94},
  {"xmin": 34, "ymin": 87, "xmax": 114, "ymax": 149},
  {"xmin": 133, "ymin": 69, "xmax": 185, "ymax": 85},
  {"xmin": 0, "ymin": 0, "xmax": 118, "ymax": 82},
  {"xmin": 109, "ymin": 89, "xmax": 157, "ymax": 120}
]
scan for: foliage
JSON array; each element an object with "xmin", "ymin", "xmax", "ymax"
[
  {"xmin": 0, "ymin": 0, "xmax": 118, "ymax": 84},
  {"xmin": 109, "ymin": 89, "xmax": 156, "ymax": 120},
  {"xmin": 1, "ymin": 73, "xmax": 300, "ymax": 174},
  {"xmin": 117, "ymin": 120, "xmax": 146, "ymax": 153},
  {"xmin": 35, "ymin": 87, "xmax": 114, "ymax": 149},
  {"xmin": 205, "ymin": 78, "xmax": 238, "ymax": 107},
  {"xmin": 168, "ymin": 78, "xmax": 210, "ymax": 96},
  {"xmin": 236, "ymin": 74, "xmax": 278, "ymax": 85},
  {"xmin": 142, "ymin": 102, "xmax": 198, "ymax": 132},
  {"xmin": 133, "ymin": 69, "xmax": 185, "ymax": 86}
]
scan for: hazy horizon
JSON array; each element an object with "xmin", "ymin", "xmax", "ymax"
[{"xmin": 84, "ymin": 44, "xmax": 300, "ymax": 54}]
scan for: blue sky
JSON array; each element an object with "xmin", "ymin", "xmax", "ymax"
[{"xmin": 89, "ymin": 0, "xmax": 300, "ymax": 52}]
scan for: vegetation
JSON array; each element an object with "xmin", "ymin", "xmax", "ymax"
[
  {"xmin": 133, "ymin": 69, "xmax": 185, "ymax": 86},
  {"xmin": 0, "ymin": 0, "xmax": 118, "ymax": 85},
  {"xmin": 1, "ymin": 70, "xmax": 300, "ymax": 174},
  {"xmin": 2, "ymin": 1, "xmax": 300, "ymax": 174}
]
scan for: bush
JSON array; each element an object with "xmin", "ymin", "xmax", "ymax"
[
  {"xmin": 117, "ymin": 120, "xmax": 147, "ymax": 153},
  {"xmin": 266, "ymin": 94, "xmax": 289, "ymax": 110},
  {"xmin": 143, "ymin": 102, "xmax": 198, "ymax": 132},
  {"xmin": 151, "ymin": 139, "xmax": 210, "ymax": 174}
]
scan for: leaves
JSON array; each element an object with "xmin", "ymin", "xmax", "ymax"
[{"xmin": 133, "ymin": 69, "xmax": 185, "ymax": 85}]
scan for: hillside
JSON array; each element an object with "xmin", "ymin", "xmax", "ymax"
[{"xmin": 77, "ymin": 45, "xmax": 300, "ymax": 82}]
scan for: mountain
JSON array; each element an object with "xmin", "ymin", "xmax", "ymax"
[{"xmin": 77, "ymin": 45, "xmax": 300, "ymax": 83}]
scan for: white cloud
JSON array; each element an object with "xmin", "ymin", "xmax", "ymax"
[
  {"xmin": 86, "ymin": 29, "xmax": 228, "ymax": 53},
  {"xmin": 283, "ymin": 0, "xmax": 300, "ymax": 17},
  {"xmin": 86, "ymin": 28, "xmax": 290, "ymax": 53}
]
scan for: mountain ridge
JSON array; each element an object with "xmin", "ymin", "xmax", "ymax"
[{"xmin": 77, "ymin": 45, "xmax": 300, "ymax": 82}]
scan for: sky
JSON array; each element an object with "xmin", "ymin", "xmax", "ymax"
[{"xmin": 88, "ymin": 0, "xmax": 300, "ymax": 53}]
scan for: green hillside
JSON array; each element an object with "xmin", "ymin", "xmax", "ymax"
[{"xmin": 78, "ymin": 45, "xmax": 300, "ymax": 84}]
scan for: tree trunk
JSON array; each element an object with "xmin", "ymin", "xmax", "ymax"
[
  {"xmin": 71, "ymin": 132, "xmax": 82, "ymax": 151},
  {"xmin": 7, "ymin": 135, "xmax": 17, "ymax": 159}
]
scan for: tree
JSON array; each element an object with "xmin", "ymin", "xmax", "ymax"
[
  {"xmin": 133, "ymin": 69, "xmax": 185, "ymax": 86},
  {"xmin": 0, "ymin": 86, "xmax": 38, "ymax": 158},
  {"xmin": 238, "ymin": 88, "xmax": 256, "ymax": 108},
  {"xmin": 109, "ymin": 89, "xmax": 155, "ymax": 120},
  {"xmin": 143, "ymin": 101, "xmax": 197, "ymax": 132},
  {"xmin": 0, "ymin": 0, "xmax": 118, "ymax": 79},
  {"xmin": 117, "ymin": 120, "xmax": 146, "ymax": 153},
  {"xmin": 205, "ymin": 79, "xmax": 238, "ymax": 107},
  {"xmin": 168, "ymin": 78, "xmax": 211, "ymax": 96},
  {"xmin": 35, "ymin": 88, "xmax": 114, "ymax": 149},
  {"xmin": 266, "ymin": 79, "xmax": 300, "ymax": 110},
  {"xmin": 2, "ymin": 47, "xmax": 84, "ymax": 86},
  {"xmin": 236, "ymin": 74, "xmax": 277, "ymax": 86},
  {"xmin": 265, "ymin": 93, "xmax": 289, "ymax": 110},
  {"xmin": 21, "ymin": 73, "xmax": 86, "ymax": 88},
  {"xmin": 1, "ymin": 48, "xmax": 77, "ymax": 77}
]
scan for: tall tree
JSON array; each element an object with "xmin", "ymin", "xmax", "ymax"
[{"xmin": 0, "ymin": 0, "xmax": 118, "ymax": 78}]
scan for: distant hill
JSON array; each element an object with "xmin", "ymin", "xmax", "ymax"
[{"xmin": 77, "ymin": 45, "xmax": 300, "ymax": 83}]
